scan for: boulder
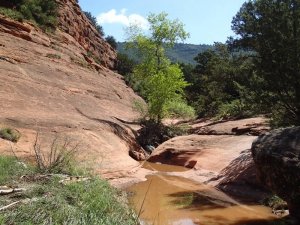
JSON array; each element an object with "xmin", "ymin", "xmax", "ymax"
[{"xmin": 251, "ymin": 127, "xmax": 300, "ymax": 218}]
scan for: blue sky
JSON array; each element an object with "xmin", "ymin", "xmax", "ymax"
[{"xmin": 78, "ymin": 0, "xmax": 246, "ymax": 45}]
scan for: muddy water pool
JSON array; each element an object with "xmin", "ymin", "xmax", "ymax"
[{"xmin": 127, "ymin": 162, "xmax": 277, "ymax": 225}]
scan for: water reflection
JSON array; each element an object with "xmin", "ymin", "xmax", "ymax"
[
  {"xmin": 127, "ymin": 174, "xmax": 278, "ymax": 225},
  {"xmin": 141, "ymin": 161, "xmax": 190, "ymax": 172}
]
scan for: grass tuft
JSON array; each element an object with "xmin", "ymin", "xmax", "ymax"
[
  {"xmin": 46, "ymin": 53, "xmax": 61, "ymax": 59},
  {"xmin": 0, "ymin": 128, "xmax": 21, "ymax": 143},
  {"xmin": 4, "ymin": 178, "xmax": 135, "ymax": 225},
  {"xmin": 0, "ymin": 156, "xmax": 31, "ymax": 185},
  {"xmin": 0, "ymin": 155, "xmax": 136, "ymax": 225}
]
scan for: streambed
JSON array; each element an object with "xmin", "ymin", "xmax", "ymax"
[{"xmin": 127, "ymin": 162, "xmax": 277, "ymax": 225}]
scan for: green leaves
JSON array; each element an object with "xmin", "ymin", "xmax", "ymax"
[
  {"xmin": 126, "ymin": 12, "xmax": 193, "ymax": 122},
  {"xmin": 148, "ymin": 12, "xmax": 190, "ymax": 47},
  {"xmin": 231, "ymin": 0, "xmax": 300, "ymax": 126},
  {"xmin": 146, "ymin": 64, "xmax": 189, "ymax": 119}
]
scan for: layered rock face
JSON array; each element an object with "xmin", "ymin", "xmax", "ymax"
[
  {"xmin": 251, "ymin": 127, "xmax": 300, "ymax": 218},
  {"xmin": 0, "ymin": 1, "xmax": 146, "ymax": 179},
  {"xmin": 55, "ymin": 0, "xmax": 116, "ymax": 69}
]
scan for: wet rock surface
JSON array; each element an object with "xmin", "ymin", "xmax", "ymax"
[{"xmin": 251, "ymin": 127, "xmax": 300, "ymax": 218}]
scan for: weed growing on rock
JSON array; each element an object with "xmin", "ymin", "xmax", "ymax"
[
  {"xmin": 0, "ymin": 7, "xmax": 24, "ymax": 21},
  {"xmin": 0, "ymin": 128, "xmax": 20, "ymax": 143},
  {"xmin": 46, "ymin": 53, "xmax": 61, "ymax": 59}
]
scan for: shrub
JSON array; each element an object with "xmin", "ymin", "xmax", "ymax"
[
  {"xmin": 33, "ymin": 134, "xmax": 79, "ymax": 174},
  {"xmin": 215, "ymin": 99, "xmax": 252, "ymax": 120},
  {"xmin": 165, "ymin": 100, "xmax": 196, "ymax": 119},
  {"xmin": 0, "ymin": 0, "xmax": 58, "ymax": 30},
  {"xmin": 115, "ymin": 53, "xmax": 136, "ymax": 76},
  {"xmin": 137, "ymin": 119, "xmax": 190, "ymax": 149},
  {"xmin": 263, "ymin": 195, "xmax": 287, "ymax": 211},
  {"xmin": 137, "ymin": 119, "xmax": 169, "ymax": 148},
  {"xmin": 167, "ymin": 123, "xmax": 190, "ymax": 137},
  {"xmin": 20, "ymin": 0, "xmax": 58, "ymax": 29},
  {"xmin": 132, "ymin": 100, "xmax": 148, "ymax": 119},
  {"xmin": 46, "ymin": 53, "xmax": 61, "ymax": 59},
  {"xmin": 0, "ymin": 7, "xmax": 24, "ymax": 21},
  {"xmin": 0, "ymin": 128, "xmax": 21, "ymax": 142}
]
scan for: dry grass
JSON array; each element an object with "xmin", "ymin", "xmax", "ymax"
[{"xmin": 33, "ymin": 133, "xmax": 79, "ymax": 174}]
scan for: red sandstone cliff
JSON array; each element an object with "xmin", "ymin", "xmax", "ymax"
[
  {"xmin": 56, "ymin": 0, "xmax": 117, "ymax": 69},
  {"xmin": 0, "ymin": 1, "xmax": 146, "ymax": 177}
]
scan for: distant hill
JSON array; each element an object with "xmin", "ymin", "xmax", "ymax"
[{"xmin": 117, "ymin": 42, "xmax": 212, "ymax": 65}]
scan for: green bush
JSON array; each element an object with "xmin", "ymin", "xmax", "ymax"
[
  {"xmin": 0, "ymin": 7, "xmax": 24, "ymax": 21},
  {"xmin": 115, "ymin": 53, "xmax": 137, "ymax": 76},
  {"xmin": 165, "ymin": 100, "xmax": 196, "ymax": 119},
  {"xmin": 0, "ymin": 128, "xmax": 21, "ymax": 142},
  {"xmin": 215, "ymin": 99, "xmax": 252, "ymax": 120},
  {"xmin": 0, "ymin": 0, "xmax": 58, "ymax": 30},
  {"xmin": 167, "ymin": 123, "xmax": 190, "ymax": 137},
  {"xmin": 33, "ymin": 135, "xmax": 80, "ymax": 175},
  {"xmin": 20, "ymin": 0, "xmax": 58, "ymax": 29},
  {"xmin": 137, "ymin": 119, "xmax": 191, "ymax": 149},
  {"xmin": 84, "ymin": 11, "xmax": 104, "ymax": 36},
  {"xmin": 132, "ymin": 100, "xmax": 148, "ymax": 119}
]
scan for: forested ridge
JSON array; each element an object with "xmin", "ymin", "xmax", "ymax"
[
  {"xmin": 117, "ymin": 42, "xmax": 212, "ymax": 65},
  {"xmin": 117, "ymin": 0, "xmax": 300, "ymax": 127}
]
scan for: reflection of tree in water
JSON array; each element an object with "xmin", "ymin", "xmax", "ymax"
[{"xmin": 169, "ymin": 191, "xmax": 234, "ymax": 210}]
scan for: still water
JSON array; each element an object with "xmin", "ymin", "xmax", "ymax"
[{"xmin": 127, "ymin": 162, "xmax": 277, "ymax": 225}]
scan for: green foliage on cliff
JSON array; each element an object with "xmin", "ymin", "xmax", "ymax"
[
  {"xmin": 84, "ymin": 11, "xmax": 105, "ymax": 36},
  {"xmin": 0, "ymin": 0, "xmax": 58, "ymax": 30}
]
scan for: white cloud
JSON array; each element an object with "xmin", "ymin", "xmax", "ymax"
[{"xmin": 97, "ymin": 9, "xmax": 149, "ymax": 30}]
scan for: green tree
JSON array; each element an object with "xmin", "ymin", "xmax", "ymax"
[
  {"xmin": 187, "ymin": 43, "xmax": 256, "ymax": 119},
  {"xmin": 231, "ymin": 0, "xmax": 300, "ymax": 126},
  {"xmin": 126, "ymin": 12, "xmax": 193, "ymax": 122}
]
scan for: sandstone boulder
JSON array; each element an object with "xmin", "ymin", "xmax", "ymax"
[{"xmin": 251, "ymin": 127, "xmax": 300, "ymax": 218}]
